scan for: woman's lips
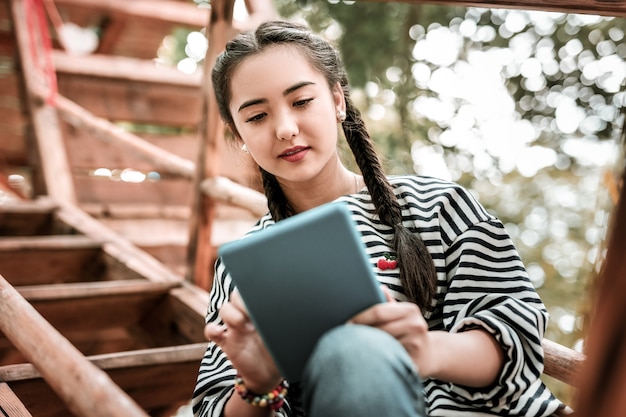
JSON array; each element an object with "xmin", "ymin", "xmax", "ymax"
[{"xmin": 279, "ymin": 146, "xmax": 309, "ymax": 162}]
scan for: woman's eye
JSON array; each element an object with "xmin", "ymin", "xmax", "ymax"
[
  {"xmin": 294, "ymin": 98, "xmax": 314, "ymax": 108},
  {"xmin": 246, "ymin": 113, "xmax": 266, "ymax": 123}
]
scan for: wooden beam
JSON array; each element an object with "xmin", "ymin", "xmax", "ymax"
[
  {"xmin": 52, "ymin": 51, "xmax": 202, "ymax": 87},
  {"xmin": 186, "ymin": 0, "xmax": 235, "ymax": 289},
  {"xmin": 200, "ymin": 175, "xmax": 268, "ymax": 218},
  {"xmin": 48, "ymin": 92, "xmax": 196, "ymax": 179},
  {"xmin": 95, "ymin": 13, "xmax": 127, "ymax": 55},
  {"xmin": 0, "ymin": 383, "xmax": 33, "ymax": 417},
  {"xmin": 542, "ymin": 338, "xmax": 586, "ymax": 387},
  {"xmin": 54, "ymin": 0, "xmax": 210, "ymax": 27},
  {"xmin": 0, "ymin": 343, "xmax": 207, "ymax": 382},
  {"xmin": 10, "ymin": 0, "xmax": 76, "ymax": 203},
  {"xmin": 0, "ymin": 274, "xmax": 149, "ymax": 417},
  {"xmin": 53, "ymin": 201, "xmax": 183, "ymax": 283},
  {"xmin": 56, "ymin": 75, "xmax": 202, "ymax": 126},
  {"xmin": 15, "ymin": 279, "xmax": 179, "ymax": 301},
  {"xmin": 0, "ymin": 234, "xmax": 101, "ymax": 251},
  {"xmin": 369, "ymin": 0, "xmax": 626, "ymax": 17}
]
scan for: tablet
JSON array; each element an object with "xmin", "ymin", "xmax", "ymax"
[{"xmin": 218, "ymin": 201, "xmax": 385, "ymax": 383}]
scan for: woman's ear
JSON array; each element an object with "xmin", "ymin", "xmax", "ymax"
[
  {"xmin": 226, "ymin": 122, "xmax": 241, "ymax": 141},
  {"xmin": 332, "ymin": 81, "xmax": 346, "ymax": 115}
]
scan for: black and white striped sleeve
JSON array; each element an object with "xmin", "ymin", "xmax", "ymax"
[
  {"xmin": 441, "ymin": 217, "xmax": 550, "ymax": 412},
  {"xmin": 191, "ymin": 258, "xmax": 237, "ymax": 417}
]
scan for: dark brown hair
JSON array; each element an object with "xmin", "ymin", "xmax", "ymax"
[{"xmin": 212, "ymin": 20, "xmax": 437, "ymax": 309}]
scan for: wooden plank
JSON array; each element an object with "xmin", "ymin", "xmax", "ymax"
[
  {"xmin": 10, "ymin": 0, "xmax": 76, "ymax": 203},
  {"xmin": 0, "ymin": 64, "xmax": 27, "ymax": 165},
  {"xmin": 0, "ymin": 327, "xmax": 141, "ymax": 366},
  {"xmin": 0, "ymin": 235, "xmax": 102, "ymax": 251},
  {"xmin": 374, "ymin": 0, "xmax": 626, "ymax": 17},
  {"xmin": 19, "ymin": 286, "xmax": 171, "ymax": 334},
  {"xmin": 95, "ymin": 12, "xmax": 127, "ymax": 55},
  {"xmin": 573, "ymin": 166, "xmax": 626, "ymax": 417},
  {"xmin": 0, "ymin": 203, "xmax": 58, "ymax": 236},
  {"xmin": 5, "ymin": 358, "xmax": 203, "ymax": 417},
  {"xmin": 54, "ymin": 0, "xmax": 210, "ymax": 27},
  {"xmin": 187, "ymin": 0, "xmax": 234, "ymax": 289},
  {"xmin": 0, "ymin": 199, "xmax": 58, "ymax": 213},
  {"xmin": 0, "ymin": 382, "xmax": 33, "ymax": 417},
  {"xmin": 52, "ymin": 89, "xmax": 197, "ymax": 175},
  {"xmin": 63, "ymin": 129, "xmax": 200, "ymax": 172},
  {"xmin": 0, "ymin": 133, "xmax": 27, "ymax": 165},
  {"xmin": 62, "ymin": 121, "xmax": 259, "ymax": 189},
  {"xmin": 52, "ymin": 51, "xmax": 202, "ymax": 87},
  {"xmin": 140, "ymin": 285, "xmax": 208, "ymax": 345},
  {"xmin": 72, "ymin": 175, "xmax": 193, "ymax": 206},
  {"xmin": 0, "ymin": 235, "xmax": 105, "ymax": 286},
  {"xmin": 15, "ymin": 279, "xmax": 179, "ymax": 300},
  {"xmin": 0, "ymin": 274, "xmax": 149, "ymax": 417},
  {"xmin": 53, "ymin": 201, "xmax": 183, "ymax": 284},
  {"xmin": 0, "ymin": 283, "xmax": 188, "ymax": 364},
  {"xmin": 1, "ymin": 342, "xmax": 206, "ymax": 382},
  {"xmin": 1, "ymin": 344, "xmax": 206, "ymax": 417},
  {"xmin": 543, "ymin": 338, "xmax": 586, "ymax": 388},
  {"xmin": 56, "ymin": 74, "xmax": 202, "ymax": 126}
]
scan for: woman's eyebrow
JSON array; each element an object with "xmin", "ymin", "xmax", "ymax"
[
  {"xmin": 237, "ymin": 81, "xmax": 316, "ymax": 113},
  {"xmin": 283, "ymin": 81, "xmax": 315, "ymax": 96},
  {"xmin": 238, "ymin": 98, "xmax": 265, "ymax": 113}
]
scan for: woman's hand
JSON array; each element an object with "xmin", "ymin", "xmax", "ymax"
[
  {"xmin": 205, "ymin": 290, "xmax": 283, "ymax": 393},
  {"xmin": 351, "ymin": 286, "xmax": 504, "ymax": 387},
  {"xmin": 350, "ymin": 286, "xmax": 439, "ymax": 378}
]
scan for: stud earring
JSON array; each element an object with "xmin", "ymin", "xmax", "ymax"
[
  {"xmin": 241, "ymin": 143, "xmax": 249, "ymax": 153},
  {"xmin": 337, "ymin": 110, "xmax": 346, "ymax": 122}
]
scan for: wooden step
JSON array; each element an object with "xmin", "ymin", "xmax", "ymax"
[
  {"xmin": 0, "ymin": 235, "xmax": 108, "ymax": 285},
  {"xmin": 0, "ymin": 271, "xmax": 208, "ymax": 416},
  {"xmin": 0, "ymin": 280, "xmax": 205, "ymax": 365},
  {"xmin": 0, "ymin": 343, "xmax": 206, "ymax": 417},
  {"xmin": 0, "ymin": 199, "xmax": 209, "ymax": 415},
  {"xmin": 0, "ymin": 200, "xmax": 70, "ymax": 236}
]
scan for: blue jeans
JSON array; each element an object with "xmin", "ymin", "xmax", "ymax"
[{"xmin": 301, "ymin": 324, "xmax": 426, "ymax": 417}]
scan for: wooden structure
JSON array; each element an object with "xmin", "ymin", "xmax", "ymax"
[
  {"xmin": 0, "ymin": 0, "xmax": 269, "ymax": 415},
  {"xmin": 0, "ymin": 0, "xmax": 620, "ymax": 415},
  {"xmin": 574, "ymin": 150, "xmax": 626, "ymax": 416}
]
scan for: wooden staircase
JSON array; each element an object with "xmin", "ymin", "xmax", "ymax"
[
  {"xmin": 0, "ymin": 0, "xmax": 271, "ymax": 414},
  {"xmin": 0, "ymin": 198, "xmax": 209, "ymax": 416}
]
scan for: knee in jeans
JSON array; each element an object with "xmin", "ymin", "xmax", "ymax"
[{"xmin": 310, "ymin": 324, "xmax": 408, "ymax": 371}]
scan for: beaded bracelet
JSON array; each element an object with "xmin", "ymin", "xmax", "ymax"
[{"xmin": 234, "ymin": 374, "xmax": 289, "ymax": 411}]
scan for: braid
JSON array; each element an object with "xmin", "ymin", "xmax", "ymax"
[
  {"xmin": 260, "ymin": 168, "xmax": 294, "ymax": 221},
  {"xmin": 342, "ymin": 87, "xmax": 437, "ymax": 310}
]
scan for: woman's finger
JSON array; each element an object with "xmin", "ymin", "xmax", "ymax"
[
  {"xmin": 380, "ymin": 285, "xmax": 397, "ymax": 302},
  {"xmin": 230, "ymin": 289, "xmax": 248, "ymax": 313},
  {"xmin": 204, "ymin": 322, "xmax": 227, "ymax": 342}
]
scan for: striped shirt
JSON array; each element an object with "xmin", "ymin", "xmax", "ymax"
[{"xmin": 192, "ymin": 175, "xmax": 564, "ymax": 416}]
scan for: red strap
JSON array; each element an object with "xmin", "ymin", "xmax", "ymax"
[{"xmin": 24, "ymin": 0, "xmax": 58, "ymax": 106}]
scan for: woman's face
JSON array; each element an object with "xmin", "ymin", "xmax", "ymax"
[{"xmin": 228, "ymin": 45, "xmax": 345, "ymax": 186}]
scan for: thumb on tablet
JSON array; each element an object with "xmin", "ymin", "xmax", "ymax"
[{"xmin": 380, "ymin": 285, "xmax": 396, "ymax": 302}]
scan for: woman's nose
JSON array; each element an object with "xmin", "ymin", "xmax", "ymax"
[{"xmin": 275, "ymin": 111, "xmax": 299, "ymax": 141}]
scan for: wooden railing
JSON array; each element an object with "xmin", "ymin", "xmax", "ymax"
[
  {"xmin": 371, "ymin": 0, "xmax": 626, "ymax": 17},
  {"xmin": 0, "ymin": 274, "xmax": 150, "ymax": 417}
]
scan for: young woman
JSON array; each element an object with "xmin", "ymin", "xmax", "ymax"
[{"xmin": 192, "ymin": 20, "xmax": 566, "ymax": 417}]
